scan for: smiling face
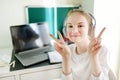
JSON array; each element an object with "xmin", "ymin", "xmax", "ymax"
[{"xmin": 65, "ymin": 12, "xmax": 90, "ymax": 43}]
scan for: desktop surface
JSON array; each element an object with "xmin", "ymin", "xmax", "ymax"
[{"xmin": 10, "ymin": 50, "xmax": 61, "ymax": 71}]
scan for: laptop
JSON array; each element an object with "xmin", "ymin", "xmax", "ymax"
[{"xmin": 10, "ymin": 22, "xmax": 54, "ymax": 67}]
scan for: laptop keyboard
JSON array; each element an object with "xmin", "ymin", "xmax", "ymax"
[
  {"xmin": 18, "ymin": 50, "xmax": 46, "ymax": 59},
  {"xmin": 15, "ymin": 46, "xmax": 54, "ymax": 66},
  {"xmin": 18, "ymin": 45, "xmax": 54, "ymax": 55}
]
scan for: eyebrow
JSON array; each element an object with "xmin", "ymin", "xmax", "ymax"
[
  {"xmin": 78, "ymin": 22, "xmax": 85, "ymax": 24},
  {"xmin": 66, "ymin": 23, "xmax": 71, "ymax": 25},
  {"xmin": 66, "ymin": 22, "xmax": 85, "ymax": 25}
]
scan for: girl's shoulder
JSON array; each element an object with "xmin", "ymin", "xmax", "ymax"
[{"xmin": 99, "ymin": 44, "xmax": 110, "ymax": 60}]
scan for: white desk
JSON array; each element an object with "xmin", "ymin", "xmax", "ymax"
[
  {"xmin": 0, "ymin": 48, "xmax": 62, "ymax": 80},
  {"xmin": 0, "ymin": 63, "xmax": 62, "ymax": 80}
]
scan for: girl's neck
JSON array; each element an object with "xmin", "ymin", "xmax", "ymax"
[{"xmin": 75, "ymin": 39, "xmax": 90, "ymax": 55}]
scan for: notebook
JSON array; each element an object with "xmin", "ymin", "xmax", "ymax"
[{"xmin": 10, "ymin": 22, "xmax": 54, "ymax": 67}]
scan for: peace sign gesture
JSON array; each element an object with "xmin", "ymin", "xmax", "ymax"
[
  {"xmin": 50, "ymin": 31, "xmax": 71, "ymax": 59},
  {"xmin": 89, "ymin": 26, "xmax": 106, "ymax": 57}
]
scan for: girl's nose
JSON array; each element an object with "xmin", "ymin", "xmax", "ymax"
[{"xmin": 72, "ymin": 27, "xmax": 79, "ymax": 33}]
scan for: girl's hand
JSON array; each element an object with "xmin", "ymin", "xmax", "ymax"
[
  {"xmin": 89, "ymin": 26, "xmax": 106, "ymax": 57},
  {"xmin": 50, "ymin": 31, "xmax": 72, "ymax": 75},
  {"xmin": 50, "ymin": 31, "xmax": 71, "ymax": 59}
]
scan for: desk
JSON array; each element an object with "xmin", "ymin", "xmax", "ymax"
[
  {"xmin": 0, "ymin": 64, "xmax": 62, "ymax": 80},
  {"xmin": 10, "ymin": 49, "xmax": 62, "ymax": 70},
  {"xmin": 0, "ymin": 50, "xmax": 62, "ymax": 80}
]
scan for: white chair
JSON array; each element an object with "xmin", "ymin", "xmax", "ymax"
[{"xmin": 108, "ymin": 69, "xmax": 117, "ymax": 80}]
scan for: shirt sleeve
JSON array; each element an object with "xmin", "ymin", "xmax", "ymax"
[
  {"xmin": 61, "ymin": 44, "xmax": 74, "ymax": 80},
  {"xmin": 61, "ymin": 72, "xmax": 73, "ymax": 80},
  {"xmin": 89, "ymin": 45, "xmax": 110, "ymax": 80}
]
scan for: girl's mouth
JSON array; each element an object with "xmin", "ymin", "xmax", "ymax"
[{"xmin": 71, "ymin": 35, "xmax": 80, "ymax": 37}]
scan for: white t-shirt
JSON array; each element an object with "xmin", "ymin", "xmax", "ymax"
[{"xmin": 62, "ymin": 44, "xmax": 110, "ymax": 80}]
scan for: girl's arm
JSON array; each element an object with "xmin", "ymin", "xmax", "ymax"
[{"xmin": 89, "ymin": 27, "xmax": 106, "ymax": 77}]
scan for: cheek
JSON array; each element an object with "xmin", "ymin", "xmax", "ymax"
[
  {"xmin": 83, "ymin": 29, "xmax": 89, "ymax": 39},
  {"xmin": 66, "ymin": 30, "xmax": 70, "ymax": 38},
  {"xmin": 83, "ymin": 27, "xmax": 89, "ymax": 34},
  {"xmin": 66, "ymin": 28, "xmax": 70, "ymax": 35},
  {"xmin": 83, "ymin": 29, "xmax": 88, "ymax": 35},
  {"xmin": 66, "ymin": 30, "xmax": 72, "ymax": 40}
]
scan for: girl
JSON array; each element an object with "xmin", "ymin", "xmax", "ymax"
[{"xmin": 50, "ymin": 9, "xmax": 111, "ymax": 80}]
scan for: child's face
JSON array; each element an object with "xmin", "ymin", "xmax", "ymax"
[{"xmin": 66, "ymin": 12, "xmax": 89, "ymax": 43}]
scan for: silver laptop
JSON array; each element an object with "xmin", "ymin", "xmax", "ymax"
[{"xmin": 10, "ymin": 22, "xmax": 54, "ymax": 67}]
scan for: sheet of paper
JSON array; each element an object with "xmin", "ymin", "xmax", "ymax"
[{"xmin": 48, "ymin": 51, "xmax": 62, "ymax": 63}]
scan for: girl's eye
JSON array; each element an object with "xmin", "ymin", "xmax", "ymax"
[
  {"xmin": 78, "ymin": 25, "xmax": 84, "ymax": 28},
  {"xmin": 67, "ymin": 25, "xmax": 73, "ymax": 28}
]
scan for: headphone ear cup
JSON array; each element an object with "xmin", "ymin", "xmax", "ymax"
[
  {"xmin": 88, "ymin": 23, "xmax": 93, "ymax": 35},
  {"xmin": 88, "ymin": 13, "xmax": 96, "ymax": 27},
  {"xmin": 88, "ymin": 13, "xmax": 96, "ymax": 36},
  {"xmin": 63, "ymin": 27, "xmax": 67, "ymax": 36}
]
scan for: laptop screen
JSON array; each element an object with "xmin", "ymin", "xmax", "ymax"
[{"xmin": 10, "ymin": 22, "xmax": 51, "ymax": 53}]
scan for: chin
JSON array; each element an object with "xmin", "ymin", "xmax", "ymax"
[{"xmin": 70, "ymin": 37, "xmax": 81, "ymax": 43}]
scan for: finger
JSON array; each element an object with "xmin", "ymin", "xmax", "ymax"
[
  {"xmin": 93, "ymin": 45, "xmax": 101, "ymax": 54},
  {"xmin": 49, "ymin": 34, "xmax": 59, "ymax": 42},
  {"xmin": 54, "ymin": 43, "xmax": 63, "ymax": 55},
  {"xmin": 58, "ymin": 31, "xmax": 65, "ymax": 42},
  {"xmin": 94, "ymin": 42, "xmax": 101, "ymax": 50},
  {"xmin": 97, "ymin": 38, "xmax": 102, "ymax": 44},
  {"xmin": 91, "ymin": 43, "xmax": 101, "ymax": 53},
  {"xmin": 90, "ymin": 26, "xmax": 96, "ymax": 40},
  {"xmin": 54, "ymin": 41, "xmax": 63, "ymax": 48},
  {"xmin": 54, "ymin": 43, "xmax": 62, "ymax": 53},
  {"xmin": 93, "ymin": 38, "xmax": 101, "ymax": 46},
  {"xmin": 54, "ymin": 43, "xmax": 62, "ymax": 51},
  {"xmin": 97, "ymin": 27, "xmax": 106, "ymax": 38},
  {"xmin": 90, "ymin": 38, "xmax": 97, "ymax": 47}
]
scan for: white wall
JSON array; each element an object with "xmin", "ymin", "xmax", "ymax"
[
  {"xmin": 94, "ymin": 0, "xmax": 120, "ymax": 78},
  {"xmin": 81, "ymin": 0, "xmax": 94, "ymax": 14},
  {"xmin": 0, "ymin": 0, "xmax": 94, "ymax": 49}
]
